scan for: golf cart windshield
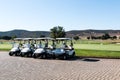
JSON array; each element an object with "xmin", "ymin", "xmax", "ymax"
[
  {"xmin": 37, "ymin": 44, "xmax": 43, "ymax": 48},
  {"xmin": 23, "ymin": 44, "xmax": 31, "ymax": 48},
  {"xmin": 55, "ymin": 38, "xmax": 73, "ymax": 49},
  {"xmin": 13, "ymin": 43, "xmax": 19, "ymax": 48}
]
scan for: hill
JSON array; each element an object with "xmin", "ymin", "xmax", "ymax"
[
  {"xmin": 66, "ymin": 30, "xmax": 120, "ymax": 39},
  {"xmin": 0, "ymin": 29, "xmax": 120, "ymax": 38},
  {"xmin": 0, "ymin": 30, "xmax": 50, "ymax": 38}
]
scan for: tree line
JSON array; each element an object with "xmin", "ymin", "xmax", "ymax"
[
  {"xmin": 87, "ymin": 33, "xmax": 117, "ymax": 40},
  {"xmin": 71, "ymin": 33, "xmax": 118, "ymax": 41},
  {"xmin": 0, "ymin": 36, "xmax": 17, "ymax": 40}
]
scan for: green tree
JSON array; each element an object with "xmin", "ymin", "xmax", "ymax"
[
  {"xmin": 102, "ymin": 33, "xmax": 111, "ymax": 40},
  {"xmin": 11, "ymin": 35, "xmax": 17, "ymax": 40},
  {"xmin": 87, "ymin": 36, "xmax": 90, "ymax": 40},
  {"xmin": 40, "ymin": 35, "xmax": 45, "ymax": 37},
  {"xmin": 111, "ymin": 36, "xmax": 117, "ymax": 40},
  {"xmin": 50, "ymin": 26, "xmax": 66, "ymax": 39},
  {"xmin": 73, "ymin": 36, "xmax": 79, "ymax": 40},
  {"xmin": 2, "ymin": 36, "xmax": 11, "ymax": 40}
]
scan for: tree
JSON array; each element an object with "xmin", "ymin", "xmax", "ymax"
[
  {"xmin": 87, "ymin": 36, "xmax": 90, "ymax": 40},
  {"xmin": 11, "ymin": 35, "xmax": 17, "ymax": 40},
  {"xmin": 40, "ymin": 35, "xmax": 45, "ymax": 37},
  {"xmin": 50, "ymin": 26, "xmax": 66, "ymax": 39},
  {"xmin": 2, "ymin": 36, "xmax": 11, "ymax": 40},
  {"xmin": 102, "ymin": 33, "xmax": 110, "ymax": 40},
  {"xmin": 111, "ymin": 36, "xmax": 117, "ymax": 40},
  {"xmin": 73, "ymin": 36, "xmax": 79, "ymax": 40}
]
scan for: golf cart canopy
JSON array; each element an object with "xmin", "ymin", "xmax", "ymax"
[
  {"xmin": 56, "ymin": 38, "xmax": 72, "ymax": 40},
  {"xmin": 14, "ymin": 38, "xmax": 24, "ymax": 40},
  {"xmin": 22, "ymin": 38, "xmax": 33, "ymax": 40},
  {"xmin": 14, "ymin": 38, "xmax": 33, "ymax": 41},
  {"xmin": 34, "ymin": 37, "xmax": 54, "ymax": 40}
]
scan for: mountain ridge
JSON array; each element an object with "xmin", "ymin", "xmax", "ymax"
[{"xmin": 0, "ymin": 29, "xmax": 120, "ymax": 38}]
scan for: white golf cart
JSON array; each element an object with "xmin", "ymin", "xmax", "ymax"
[
  {"xmin": 20, "ymin": 38, "xmax": 35, "ymax": 57},
  {"xmin": 9, "ymin": 38, "xmax": 22, "ymax": 56},
  {"xmin": 33, "ymin": 37, "xmax": 54, "ymax": 59},
  {"xmin": 50, "ymin": 38, "xmax": 75, "ymax": 60}
]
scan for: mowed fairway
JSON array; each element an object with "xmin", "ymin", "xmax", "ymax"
[
  {"xmin": 1, "ymin": 40, "xmax": 120, "ymax": 51},
  {"xmin": 74, "ymin": 44, "xmax": 120, "ymax": 51},
  {"xmin": 1, "ymin": 40, "xmax": 120, "ymax": 58},
  {"xmin": 1, "ymin": 42, "xmax": 120, "ymax": 51},
  {"xmin": 0, "ymin": 43, "xmax": 12, "ymax": 51}
]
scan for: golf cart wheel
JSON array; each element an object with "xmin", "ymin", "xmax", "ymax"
[
  {"xmin": 16, "ymin": 51, "xmax": 21, "ymax": 56},
  {"xmin": 41, "ymin": 54, "xmax": 47, "ymax": 59},
  {"xmin": 9, "ymin": 52, "xmax": 13, "ymax": 56},
  {"xmin": 63, "ymin": 54, "xmax": 68, "ymax": 60},
  {"xmin": 27, "ymin": 53, "xmax": 31, "ymax": 57},
  {"xmin": 15, "ymin": 52, "xmax": 18, "ymax": 56},
  {"xmin": 52, "ymin": 55, "xmax": 56, "ymax": 59},
  {"xmin": 42, "ymin": 54, "xmax": 46, "ymax": 59},
  {"xmin": 21, "ymin": 53, "xmax": 25, "ymax": 57},
  {"xmin": 33, "ymin": 54, "xmax": 37, "ymax": 58},
  {"xmin": 71, "ymin": 52, "xmax": 75, "ymax": 58},
  {"xmin": 18, "ymin": 52, "xmax": 21, "ymax": 56},
  {"xmin": 28, "ymin": 52, "xmax": 33, "ymax": 57},
  {"xmin": 30, "ymin": 53, "xmax": 33, "ymax": 57}
]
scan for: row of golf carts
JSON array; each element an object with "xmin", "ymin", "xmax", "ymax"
[{"xmin": 9, "ymin": 38, "xmax": 75, "ymax": 60}]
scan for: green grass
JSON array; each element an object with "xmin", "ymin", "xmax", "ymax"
[
  {"xmin": 74, "ymin": 44, "xmax": 120, "ymax": 51},
  {"xmin": 75, "ymin": 49, "xmax": 120, "ymax": 58},
  {"xmin": 1, "ymin": 40, "xmax": 120, "ymax": 58},
  {"xmin": 0, "ymin": 43, "xmax": 12, "ymax": 51},
  {"xmin": 74, "ymin": 40, "xmax": 103, "ymax": 44}
]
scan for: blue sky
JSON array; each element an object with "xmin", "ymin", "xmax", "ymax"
[{"xmin": 0, "ymin": 0, "xmax": 120, "ymax": 31}]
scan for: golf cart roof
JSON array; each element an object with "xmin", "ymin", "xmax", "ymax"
[
  {"xmin": 14, "ymin": 38, "xmax": 33, "ymax": 40},
  {"xmin": 34, "ymin": 37, "xmax": 54, "ymax": 40},
  {"xmin": 45, "ymin": 37, "xmax": 54, "ymax": 40},
  {"xmin": 14, "ymin": 38, "xmax": 24, "ymax": 40},
  {"xmin": 22, "ymin": 38, "xmax": 33, "ymax": 40},
  {"xmin": 33, "ymin": 38, "xmax": 45, "ymax": 40},
  {"xmin": 56, "ymin": 38, "xmax": 72, "ymax": 40}
]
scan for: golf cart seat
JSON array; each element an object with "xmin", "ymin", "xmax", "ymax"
[
  {"xmin": 67, "ymin": 45, "xmax": 74, "ymax": 50},
  {"xmin": 37, "ymin": 44, "xmax": 43, "ymax": 48},
  {"xmin": 48, "ymin": 45, "xmax": 56, "ymax": 50}
]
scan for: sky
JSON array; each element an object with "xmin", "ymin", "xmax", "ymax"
[{"xmin": 0, "ymin": 0, "xmax": 120, "ymax": 31}]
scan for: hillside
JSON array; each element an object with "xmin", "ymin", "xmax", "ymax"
[
  {"xmin": 0, "ymin": 30, "xmax": 50, "ymax": 38},
  {"xmin": 66, "ymin": 30, "xmax": 120, "ymax": 38},
  {"xmin": 0, "ymin": 29, "xmax": 120, "ymax": 38}
]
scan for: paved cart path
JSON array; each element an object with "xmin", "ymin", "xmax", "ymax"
[{"xmin": 0, "ymin": 52, "xmax": 120, "ymax": 80}]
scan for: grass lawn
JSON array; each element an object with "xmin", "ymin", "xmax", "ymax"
[
  {"xmin": 74, "ymin": 44, "xmax": 120, "ymax": 51},
  {"xmin": 1, "ymin": 40, "xmax": 120, "ymax": 58},
  {"xmin": 75, "ymin": 49, "xmax": 120, "ymax": 59},
  {"xmin": 0, "ymin": 43, "xmax": 12, "ymax": 51}
]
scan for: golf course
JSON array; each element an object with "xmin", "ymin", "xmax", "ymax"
[{"xmin": 0, "ymin": 39, "xmax": 120, "ymax": 58}]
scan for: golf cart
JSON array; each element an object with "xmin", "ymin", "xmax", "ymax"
[
  {"xmin": 50, "ymin": 38, "xmax": 75, "ymax": 60},
  {"xmin": 9, "ymin": 38, "xmax": 22, "ymax": 56},
  {"xmin": 20, "ymin": 38, "xmax": 35, "ymax": 57},
  {"xmin": 33, "ymin": 37, "xmax": 54, "ymax": 59}
]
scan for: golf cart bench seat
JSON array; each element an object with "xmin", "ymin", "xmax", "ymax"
[
  {"xmin": 46, "ymin": 45, "xmax": 56, "ymax": 50},
  {"xmin": 64, "ymin": 45, "xmax": 74, "ymax": 50}
]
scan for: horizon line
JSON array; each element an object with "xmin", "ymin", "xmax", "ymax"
[{"xmin": 1, "ymin": 29, "xmax": 120, "ymax": 32}]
